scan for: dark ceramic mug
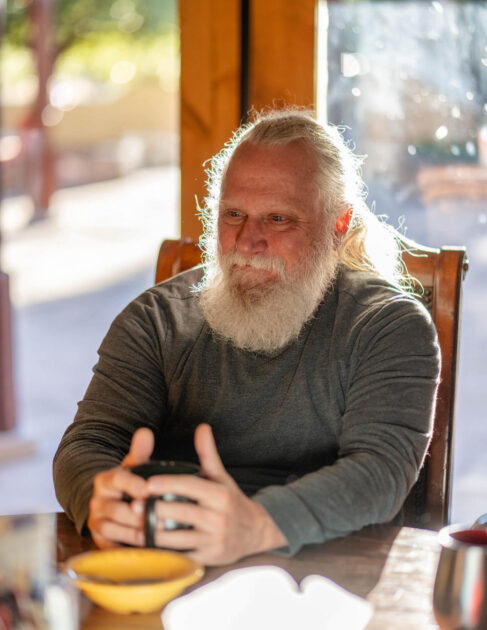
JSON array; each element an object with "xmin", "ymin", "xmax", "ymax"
[{"xmin": 130, "ymin": 460, "xmax": 201, "ymax": 548}]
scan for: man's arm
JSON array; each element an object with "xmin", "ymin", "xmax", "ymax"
[
  {"xmin": 252, "ymin": 297, "xmax": 441, "ymax": 555},
  {"xmin": 53, "ymin": 289, "xmax": 169, "ymax": 534}
]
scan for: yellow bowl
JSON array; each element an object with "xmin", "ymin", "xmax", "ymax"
[{"xmin": 62, "ymin": 548, "xmax": 204, "ymax": 614}]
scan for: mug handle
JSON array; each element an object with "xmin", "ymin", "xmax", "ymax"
[
  {"xmin": 144, "ymin": 497, "xmax": 158, "ymax": 548},
  {"xmin": 144, "ymin": 496, "xmax": 194, "ymax": 548}
]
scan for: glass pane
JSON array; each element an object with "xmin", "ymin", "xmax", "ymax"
[
  {"xmin": 319, "ymin": 0, "xmax": 486, "ymax": 523},
  {"xmin": 0, "ymin": 0, "xmax": 179, "ymax": 513}
]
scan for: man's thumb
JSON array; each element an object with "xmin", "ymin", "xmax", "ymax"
[
  {"xmin": 122, "ymin": 427, "xmax": 154, "ymax": 467},
  {"xmin": 194, "ymin": 423, "xmax": 232, "ymax": 485}
]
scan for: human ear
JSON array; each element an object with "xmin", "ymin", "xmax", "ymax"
[{"xmin": 335, "ymin": 206, "xmax": 353, "ymax": 235}]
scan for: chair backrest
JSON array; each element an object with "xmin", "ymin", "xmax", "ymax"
[
  {"xmin": 401, "ymin": 238, "xmax": 468, "ymax": 529},
  {"xmin": 155, "ymin": 237, "xmax": 468, "ymax": 530},
  {"xmin": 155, "ymin": 238, "xmax": 202, "ymax": 285}
]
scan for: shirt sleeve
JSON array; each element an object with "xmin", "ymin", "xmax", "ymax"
[
  {"xmin": 253, "ymin": 296, "xmax": 441, "ymax": 556},
  {"xmin": 52, "ymin": 289, "xmax": 168, "ymax": 534}
]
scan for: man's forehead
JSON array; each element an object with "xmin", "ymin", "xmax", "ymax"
[
  {"xmin": 221, "ymin": 142, "xmax": 320, "ymax": 193},
  {"xmin": 218, "ymin": 194, "xmax": 300, "ymax": 213},
  {"xmin": 228, "ymin": 140, "xmax": 317, "ymax": 168}
]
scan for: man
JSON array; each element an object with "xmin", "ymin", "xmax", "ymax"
[{"xmin": 53, "ymin": 109, "xmax": 440, "ymax": 566}]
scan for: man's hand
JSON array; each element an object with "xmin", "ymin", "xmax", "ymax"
[
  {"xmin": 87, "ymin": 427, "xmax": 154, "ymax": 549},
  {"xmin": 134, "ymin": 424, "xmax": 288, "ymax": 566}
]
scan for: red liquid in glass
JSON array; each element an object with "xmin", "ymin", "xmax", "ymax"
[{"xmin": 451, "ymin": 529, "xmax": 487, "ymax": 546}]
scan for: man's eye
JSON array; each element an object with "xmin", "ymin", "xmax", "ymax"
[
  {"xmin": 221, "ymin": 210, "xmax": 244, "ymax": 224},
  {"xmin": 220, "ymin": 210, "xmax": 241, "ymax": 219},
  {"xmin": 268, "ymin": 215, "xmax": 293, "ymax": 229}
]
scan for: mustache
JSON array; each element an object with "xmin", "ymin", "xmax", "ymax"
[{"xmin": 220, "ymin": 251, "xmax": 287, "ymax": 275}]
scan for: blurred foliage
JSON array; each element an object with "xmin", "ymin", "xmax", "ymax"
[
  {"xmin": 57, "ymin": 30, "xmax": 179, "ymax": 86},
  {"xmin": 6, "ymin": 0, "xmax": 177, "ymax": 51},
  {"xmin": 3, "ymin": 0, "xmax": 178, "ymax": 85},
  {"xmin": 2, "ymin": 42, "xmax": 35, "ymax": 82}
]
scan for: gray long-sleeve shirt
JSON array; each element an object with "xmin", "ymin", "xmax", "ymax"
[{"xmin": 53, "ymin": 265, "xmax": 440, "ymax": 555}]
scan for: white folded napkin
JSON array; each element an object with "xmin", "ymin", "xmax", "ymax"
[{"xmin": 162, "ymin": 565, "xmax": 373, "ymax": 630}]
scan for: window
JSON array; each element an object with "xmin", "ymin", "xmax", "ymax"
[{"xmin": 318, "ymin": 0, "xmax": 487, "ymax": 523}]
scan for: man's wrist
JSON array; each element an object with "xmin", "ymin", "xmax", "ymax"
[{"xmin": 251, "ymin": 500, "xmax": 288, "ymax": 553}]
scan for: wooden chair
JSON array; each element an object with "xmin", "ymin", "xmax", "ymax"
[{"xmin": 155, "ymin": 237, "xmax": 468, "ymax": 530}]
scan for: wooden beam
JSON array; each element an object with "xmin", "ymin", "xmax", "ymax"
[
  {"xmin": 180, "ymin": 0, "xmax": 241, "ymax": 241},
  {"xmin": 249, "ymin": 0, "xmax": 316, "ymax": 112}
]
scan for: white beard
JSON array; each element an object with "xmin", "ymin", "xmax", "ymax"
[{"xmin": 198, "ymin": 234, "xmax": 339, "ymax": 354}]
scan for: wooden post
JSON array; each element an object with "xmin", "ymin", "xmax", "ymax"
[
  {"xmin": 179, "ymin": 0, "xmax": 242, "ymax": 241},
  {"xmin": 0, "ymin": 272, "xmax": 15, "ymax": 431},
  {"xmin": 248, "ymin": 0, "xmax": 316, "ymax": 111}
]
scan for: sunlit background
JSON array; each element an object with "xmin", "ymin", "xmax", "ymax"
[
  {"xmin": 0, "ymin": 0, "xmax": 180, "ymax": 512},
  {"xmin": 0, "ymin": 0, "xmax": 485, "ymax": 524}
]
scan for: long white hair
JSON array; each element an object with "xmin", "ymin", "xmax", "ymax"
[{"xmin": 199, "ymin": 108, "xmax": 407, "ymax": 289}]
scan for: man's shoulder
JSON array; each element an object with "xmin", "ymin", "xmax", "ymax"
[
  {"xmin": 334, "ymin": 266, "xmax": 433, "ymax": 326},
  {"xmin": 113, "ymin": 267, "xmax": 204, "ymax": 331},
  {"xmin": 337, "ymin": 266, "xmax": 402, "ymax": 303},
  {"xmin": 332, "ymin": 266, "xmax": 437, "ymax": 346},
  {"xmin": 151, "ymin": 266, "xmax": 205, "ymax": 301}
]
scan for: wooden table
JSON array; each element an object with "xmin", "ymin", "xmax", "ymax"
[{"xmin": 56, "ymin": 512, "xmax": 441, "ymax": 629}]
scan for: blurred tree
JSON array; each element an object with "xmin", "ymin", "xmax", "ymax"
[{"xmin": 4, "ymin": 0, "xmax": 177, "ymax": 217}]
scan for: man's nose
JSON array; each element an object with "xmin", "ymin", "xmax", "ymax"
[{"xmin": 235, "ymin": 217, "xmax": 268, "ymax": 255}]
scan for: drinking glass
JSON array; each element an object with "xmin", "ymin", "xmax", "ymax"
[{"xmin": 433, "ymin": 522, "xmax": 487, "ymax": 629}]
